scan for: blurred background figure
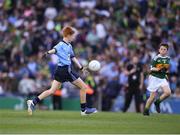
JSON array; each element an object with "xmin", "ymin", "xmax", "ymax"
[
  {"xmin": 18, "ymin": 73, "xmax": 37, "ymax": 96},
  {"xmin": 85, "ymin": 74, "xmax": 96, "ymax": 108},
  {"xmin": 122, "ymin": 56, "xmax": 144, "ymax": 113}
]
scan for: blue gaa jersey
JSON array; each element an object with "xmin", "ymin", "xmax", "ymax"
[{"xmin": 53, "ymin": 41, "xmax": 75, "ymax": 66}]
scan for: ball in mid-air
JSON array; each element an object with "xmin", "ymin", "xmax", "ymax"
[{"xmin": 88, "ymin": 60, "xmax": 101, "ymax": 71}]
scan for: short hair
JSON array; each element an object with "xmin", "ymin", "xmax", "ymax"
[
  {"xmin": 62, "ymin": 26, "xmax": 75, "ymax": 37},
  {"xmin": 160, "ymin": 43, "xmax": 169, "ymax": 50}
]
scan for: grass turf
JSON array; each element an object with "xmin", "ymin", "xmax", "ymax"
[{"xmin": 0, "ymin": 110, "xmax": 180, "ymax": 134}]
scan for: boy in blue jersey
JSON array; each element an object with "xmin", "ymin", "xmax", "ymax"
[{"xmin": 27, "ymin": 26, "xmax": 97, "ymax": 116}]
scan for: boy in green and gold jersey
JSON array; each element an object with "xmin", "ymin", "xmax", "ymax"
[{"xmin": 143, "ymin": 43, "xmax": 171, "ymax": 116}]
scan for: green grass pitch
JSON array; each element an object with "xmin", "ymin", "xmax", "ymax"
[{"xmin": 0, "ymin": 110, "xmax": 180, "ymax": 134}]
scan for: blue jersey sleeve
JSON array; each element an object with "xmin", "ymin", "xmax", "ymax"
[{"xmin": 53, "ymin": 43, "xmax": 61, "ymax": 54}]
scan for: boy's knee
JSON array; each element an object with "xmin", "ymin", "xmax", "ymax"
[
  {"xmin": 81, "ymin": 85, "xmax": 89, "ymax": 91},
  {"xmin": 150, "ymin": 96, "xmax": 155, "ymax": 101},
  {"xmin": 165, "ymin": 90, "xmax": 171, "ymax": 97}
]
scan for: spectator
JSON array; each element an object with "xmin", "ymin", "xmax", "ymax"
[
  {"xmin": 18, "ymin": 74, "xmax": 37, "ymax": 96},
  {"xmin": 102, "ymin": 76, "xmax": 120, "ymax": 111},
  {"xmin": 122, "ymin": 56, "xmax": 144, "ymax": 113},
  {"xmin": 174, "ymin": 86, "xmax": 180, "ymax": 98}
]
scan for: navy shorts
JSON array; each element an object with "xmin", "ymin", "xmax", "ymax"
[{"xmin": 54, "ymin": 65, "xmax": 79, "ymax": 83}]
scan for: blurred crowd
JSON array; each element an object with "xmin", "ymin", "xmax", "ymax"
[{"xmin": 0, "ymin": 0, "xmax": 179, "ymax": 111}]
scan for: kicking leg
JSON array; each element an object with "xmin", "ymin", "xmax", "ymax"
[
  {"xmin": 27, "ymin": 80, "xmax": 61, "ymax": 115},
  {"xmin": 72, "ymin": 78, "xmax": 97, "ymax": 115},
  {"xmin": 38, "ymin": 80, "xmax": 61, "ymax": 100}
]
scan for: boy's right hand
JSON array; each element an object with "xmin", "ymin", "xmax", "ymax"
[
  {"xmin": 42, "ymin": 52, "xmax": 49, "ymax": 60},
  {"xmin": 159, "ymin": 67, "xmax": 167, "ymax": 73}
]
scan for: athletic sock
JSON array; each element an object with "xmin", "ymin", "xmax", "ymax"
[
  {"xmin": 155, "ymin": 98, "xmax": 161, "ymax": 104},
  {"xmin": 144, "ymin": 107, "xmax": 149, "ymax": 112},
  {"xmin": 32, "ymin": 97, "xmax": 40, "ymax": 106},
  {"xmin": 80, "ymin": 103, "xmax": 86, "ymax": 112}
]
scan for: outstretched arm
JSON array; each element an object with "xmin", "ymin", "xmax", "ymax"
[
  {"xmin": 72, "ymin": 57, "xmax": 89, "ymax": 76},
  {"xmin": 45, "ymin": 48, "xmax": 56, "ymax": 55},
  {"xmin": 71, "ymin": 57, "xmax": 83, "ymax": 70},
  {"xmin": 42, "ymin": 49, "xmax": 56, "ymax": 59}
]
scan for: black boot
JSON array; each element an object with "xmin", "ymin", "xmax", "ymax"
[
  {"xmin": 143, "ymin": 108, "xmax": 150, "ymax": 116},
  {"xmin": 154, "ymin": 101, "xmax": 161, "ymax": 113}
]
